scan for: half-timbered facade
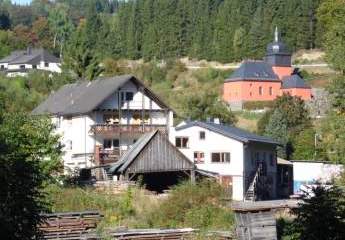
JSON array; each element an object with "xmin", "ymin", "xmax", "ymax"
[{"xmin": 32, "ymin": 75, "xmax": 174, "ymax": 172}]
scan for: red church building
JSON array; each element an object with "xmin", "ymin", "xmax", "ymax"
[{"xmin": 223, "ymin": 28, "xmax": 312, "ymax": 109}]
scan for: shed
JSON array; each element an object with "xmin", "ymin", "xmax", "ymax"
[{"xmin": 109, "ymin": 130, "xmax": 196, "ymax": 192}]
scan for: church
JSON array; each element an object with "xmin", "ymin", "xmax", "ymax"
[{"xmin": 223, "ymin": 28, "xmax": 312, "ymax": 109}]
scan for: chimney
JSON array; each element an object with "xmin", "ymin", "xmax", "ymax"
[{"xmin": 27, "ymin": 46, "xmax": 32, "ymax": 55}]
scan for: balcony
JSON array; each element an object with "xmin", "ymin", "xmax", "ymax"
[
  {"xmin": 94, "ymin": 146, "xmax": 123, "ymax": 165},
  {"xmin": 90, "ymin": 124, "xmax": 167, "ymax": 135}
]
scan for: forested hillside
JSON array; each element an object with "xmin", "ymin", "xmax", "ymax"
[{"xmin": 0, "ymin": 0, "xmax": 322, "ymax": 63}]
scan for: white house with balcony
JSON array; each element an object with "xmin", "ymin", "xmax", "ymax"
[
  {"xmin": 32, "ymin": 75, "xmax": 173, "ymax": 173},
  {"xmin": 170, "ymin": 120, "xmax": 279, "ymax": 201},
  {"xmin": 0, "ymin": 47, "xmax": 61, "ymax": 76}
]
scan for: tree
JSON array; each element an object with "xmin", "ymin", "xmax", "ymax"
[
  {"xmin": 262, "ymin": 94, "xmax": 311, "ymax": 159},
  {"xmin": 291, "ymin": 185, "xmax": 345, "ymax": 240},
  {"xmin": 320, "ymin": 112, "xmax": 345, "ymax": 164},
  {"xmin": 32, "ymin": 17, "xmax": 54, "ymax": 49},
  {"xmin": 63, "ymin": 22, "xmax": 103, "ymax": 80},
  {"xmin": 0, "ymin": 8, "xmax": 10, "ymax": 30},
  {"xmin": 48, "ymin": 4, "xmax": 74, "ymax": 55},
  {"xmin": 180, "ymin": 90, "xmax": 237, "ymax": 125},
  {"xmin": 264, "ymin": 109, "xmax": 290, "ymax": 158},
  {"xmin": 0, "ymin": 112, "xmax": 61, "ymax": 239}
]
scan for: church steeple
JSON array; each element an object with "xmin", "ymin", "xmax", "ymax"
[
  {"xmin": 274, "ymin": 26, "xmax": 279, "ymax": 42},
  {"xmin": 265, "ymin": 27, "xmax": 291, "ymax": 67}
]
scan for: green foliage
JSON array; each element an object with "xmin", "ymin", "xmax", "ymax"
[
  {"xmin": 320, "ymin": 112, "xmax": 345, "ymax": 163},
  {"xmin": 291, "ymin": 128, "xmax": 317, "ymax": 160},
  {"xmin": 290, "ymin": 185, "xmax": 345, "ymax": 240},
  {"xmin": 47, "ymin": 180, "xmax": 234, "ymax": 231},
  {"xmin": 262, "ymin": 94, "xmax": 312, "ymax": 159},
  {"xmin": 243, "ymin": 101, "xmax": 275, "ymax": 110},
  {"xmin": 144, "ymin": 180, "xmax": 234, "ymax": 230},
  {"xmin": 327, "ymin": 76, "xmax": 345, "ymax": 114},
  {"xmin": 0, "ymin": 113, "xmax": 62, "ymax": 239}
]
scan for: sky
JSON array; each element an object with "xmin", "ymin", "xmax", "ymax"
[{"xmin": 11, "ymin": 0, "xmax": 32, "ymax": 5}]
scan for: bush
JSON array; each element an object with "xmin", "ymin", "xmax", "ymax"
[
  {"xmin": 243, "ymin": 101, "xmax": 275, "ymax": 110},
  {"xmin": 146, "ymin": 180, "xmax": 234, "ymax": 230}
]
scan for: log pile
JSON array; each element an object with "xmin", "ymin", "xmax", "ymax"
[{"xmin": 39, "ymin": 211, "xmax": 103, "ymax": 239}]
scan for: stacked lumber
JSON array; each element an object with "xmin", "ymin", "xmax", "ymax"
[{"xmin": 39, "ymin": 211, "xmax": 103, "ymax": 239}]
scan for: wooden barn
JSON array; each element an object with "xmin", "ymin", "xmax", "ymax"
[{"xmin": 108, "ymin": 130, "xmax": 198, "ymax": 192}]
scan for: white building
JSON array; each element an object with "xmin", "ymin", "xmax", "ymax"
[
  {"xmin": 292, "ymin": 160, "xmax": 343, "ymax": 194},
  {"xmin": 32, "ymin": 75, "xmax": 173, "ymax": 173},
  {"xmin": 170, "ymin": 121, "xmax": 279, "ymax": 201},
  {"xmin": 0, "ymin": 48, "xmax": 61, "ymax": 76}
]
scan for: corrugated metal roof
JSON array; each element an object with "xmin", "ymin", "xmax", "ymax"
[
  {"xmin": 282, "ymin": 74, "xmax": 311, "ymax": 89},
  {"xmin": 32, "ymin": 75, "xmax": 171, "ymax": 116},
  {"xmin": 225, "ymin": 61, "xmax": 279, "ymax": 82},
  {"xmin": 175, "ymin": 121, "xmax": 279, "ymax": 145}
]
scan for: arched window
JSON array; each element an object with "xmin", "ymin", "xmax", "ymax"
[
  {"xmin": 259, "ymin": 86, "xmax": 263, "ymax": 95},
  {"xmin": 269, "ymin": 87, "xmax": 273, "ymax": 95}
]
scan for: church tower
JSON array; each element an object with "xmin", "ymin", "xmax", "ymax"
[{"xmin": 265, "ymin": 27, "xmax": 293, "ymax": 79}]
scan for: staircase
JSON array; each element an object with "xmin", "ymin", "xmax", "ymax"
[{"xmin": 245, "ymin": 164, "xmax": 263, "ymax": 201}]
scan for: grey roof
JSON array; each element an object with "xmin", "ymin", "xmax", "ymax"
[
  {"xmin": 32, "ymin": 75, "xmax": 171, "ymax": 116},
  {"xmin": 266, "ymin": 41, "xmax": 290, "ymax": 56},
  {"xmin": 0, "ymin": 48, "xmax": 60, "ymax": 65},
  {"xmin": 175, "ymin": 121, "xmax": 279, "ymax": 145},
  {"xmin": 0, "ymin": 50, "xmax": 25, "ymax": 63},
  {"xmin": 109, "ymin": 131, "xmax": 158, "ymax": 173},
  {"xmin": 225, "ymin": 61, "xmax": 279, "ymax": 82},
  {"xmin": 282, "ymin": 74, "xmax": 311, "ymax": 89}
]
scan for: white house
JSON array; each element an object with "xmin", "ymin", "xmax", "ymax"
[
  {"xmin": 0, "ymin": 48, "xmax": 61, "ymax": 76},
  {"xmin": 32, "ymin": 75, "xmax": 174, "ymax": 173},
  {"xmin": 170, "ymin": 120, "xmax": 279, "ymax": 201}
]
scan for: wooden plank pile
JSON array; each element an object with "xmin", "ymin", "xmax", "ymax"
[{"xmin": 39, "ymin": 211, "xmax": 103, "ymax": 239}]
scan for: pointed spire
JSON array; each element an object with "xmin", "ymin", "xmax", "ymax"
[{"xmin": 274, "ymin": 26, "xmax": 279, "ymax": 42}]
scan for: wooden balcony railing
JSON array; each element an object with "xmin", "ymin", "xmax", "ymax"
[
  {"xmin": 90, "ymin": 124, "xmax": 167, "ymax": 135},
  {"xmin": 94, "ymin": 146, "xmax": 123, "ymax": 166}
]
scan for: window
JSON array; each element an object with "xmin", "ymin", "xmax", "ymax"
[
  {"xmin": 259, "ymin": 86, "xmax": 263, "ymax": 95},
  {"xmin": 199, "ymin": 131, "xmax": 205, "ymax": 140},
  {"xmin": 103, "ymin": 139, "xmax": 112, "ymax": 149},
  {"xmin": 20, "ymin": 65, "xmax": 25, "ymax": 69},
  {"xmin": 175, "ymin": 137, "xmax": 189, "ymax": 148},
  {"xmin": 32, "ymin": 65, "xmax": 37, "ymax": 69},
  {"xmin": 121, "ymin": 91, "xmax": 134, "ymax": 101},
  {"xmin": 44, "ymin": 62, "xmax": 49, "ymax": 67},
  {"xmin": 269, "ymin": 87, "xmax": 273, "ymax": 96},
  {"xmin": 126, "ymin": 92, "xmax": 134, "ymax": 101},
  {"xmin": 211, "ymin": 152, "xmax": 230, "ymax": 163},
  {"xmin": 113, "ymin": 139, "xmax": 119, "ymax": 147},
  {"xmin": 0, "ymin": 65, "xmax": 4, "ymax": 69},
  {"xmin": 104, "ymin": 139, "xmax": 120, "ymax": 149},
  {"xmin": 194, "ymin": 152, "xmax": 205, "ymax": 164}
]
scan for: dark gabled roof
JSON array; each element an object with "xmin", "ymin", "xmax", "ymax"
[
  {"xmin": 282, "ymin": 74, "xmax": 311, "ymax": 89},
  {"xmin": 32, "ymin": 75, "xmax": 171, "ymax": 116},
  {"xmin": 0, "ymin": 50, "xmax": 25, "ymax": 63},
  {"xmin": 175, "ymin": 121, "xmax": 279, "ymax": 145},
  {"xmin": 0, "ymin": 48, "xmax": 60, "ymax": 65},
  {"xmin": 225, "ymin": 61, "xmax": 279, "ymax": 82}
]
